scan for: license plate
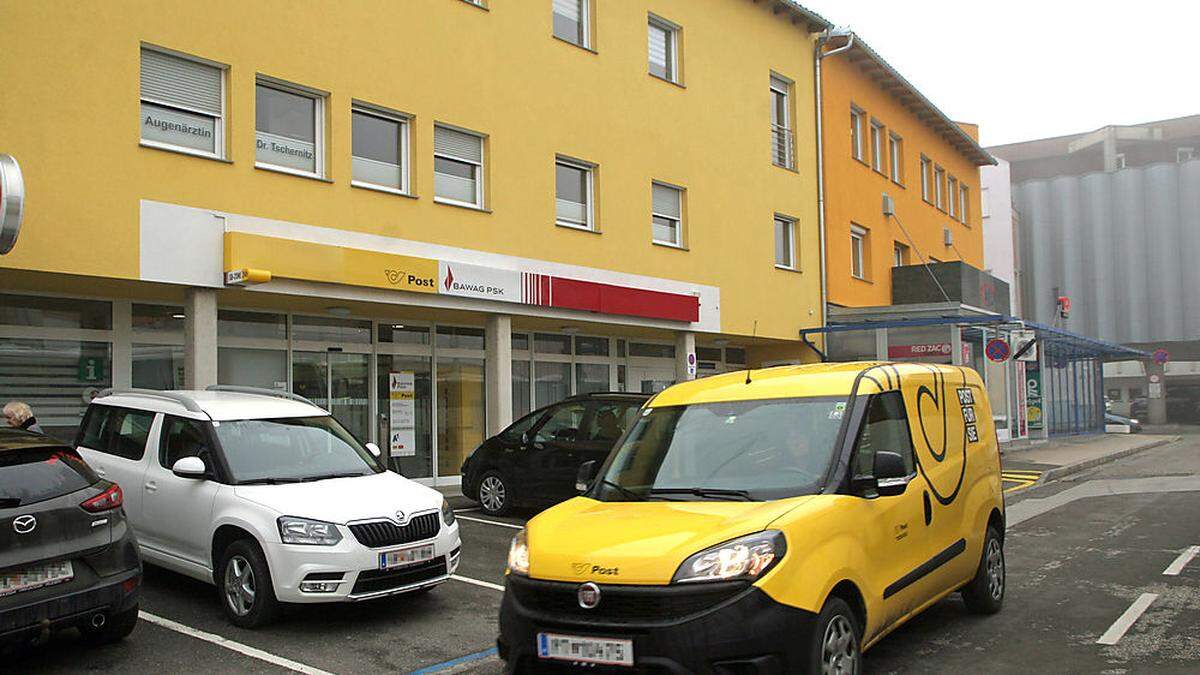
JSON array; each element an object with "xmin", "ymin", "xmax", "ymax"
[
  {"xmin": 537, "ymin": 632, "xmax": 634, "ymax": 667},
  {"xmin": 0, "ymin": 561, "xmax": 74, "ymax": 598},
  {"xmin": 378, "ymin": 544, "xmax": 435, "ymax": 570}
]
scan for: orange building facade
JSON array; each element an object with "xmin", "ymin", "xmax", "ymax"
[{"xmin": 820, "ymin": 35, "xmax": 994, "ymax": 309}]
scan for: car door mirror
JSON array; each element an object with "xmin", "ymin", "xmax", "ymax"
[
  {"xmin": 365, "ymin": 442, "xmax": 382, "ymax": 458},
  {"xmin": 575, "ymin": 460, "xmax": 598, "ymax": 493},
  {"xmin": 873, "ymin": 451, "xmax": 910, "ymax": 497},
  {"xmin": 171, "ymin": 456, "xmax": 207, "ymax": 479}
]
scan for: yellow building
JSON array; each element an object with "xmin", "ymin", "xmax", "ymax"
[{"xmin": 0, "ymin": 0, "xmax": 828, "ymax": 486}]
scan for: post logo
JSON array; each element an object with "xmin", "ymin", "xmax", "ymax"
[
  {"xmin": 571, "ymin": 562, "xmax": 591, "ymax": 576},
  {"xmin": 384, "ymin": 269, "xmax": 406, "ymax": 285}
]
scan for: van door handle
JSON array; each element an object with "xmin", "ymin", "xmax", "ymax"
[{"xmin": 144, "ymin": 481, "xmax": 158, "ymax": 493}]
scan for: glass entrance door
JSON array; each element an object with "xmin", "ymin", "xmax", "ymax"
[{"xmin": 292, "ymin": 351, "xmax": 370, "ymax": 442}]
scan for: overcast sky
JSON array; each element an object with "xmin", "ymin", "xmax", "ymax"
[{"xmin": 800, "ymin": 0, "xmax": 1200, "ymax": 147}]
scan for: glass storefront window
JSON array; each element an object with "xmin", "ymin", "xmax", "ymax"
[
  {"xmin": 696, "ymin": 347, "xmax": 723, "ymax": 362},
  {"xmin": 218, "ymin": 348, "xmax": 287, "ymax": 390},
  {"xmin": 291, "ymin": 351, "xmax": 370, "ymax": 441},
  {"xmin": 0, "ymin": 338, "xmax": 111, "ymax": 441},
  {"xmin": 534, "ymin": 333, "xmax": 571, "ymax": 355},
  {"xmin": 437, "ymin": 357, "xmax": 486, "ymax": 477},
  {"xmin": 0, "ymin": 294, "xmax": 112, "ymax": 330},
  {"xmin": 576, "ymin": 363, "xmax": 610, "ymax": 395},
  {"xmin": 512, "ymin": 360, "xmax": 531, "ymax": 419},
  {"xmin": 617, "ymin": 339, "xmax": 627, "ymax": 357},
  {"xmin": 726, "ymin": 347, "xmax": 747, "ymax": 365},
  {"xmin": 575, "ymin": 336, "xmax": 610, "ymax": 357},
  {"xmin": 377, "ymin": 355, "xmax": 433, "ymax": 479},
  {"xmin": 629, "ymin": 342, "xmax": 675, "ymax": 358},
  {"xmin": 535, "ymin": 362, "xmax": 571, "ymax": 408},
  {"xmin": 378, "ymin": 323, "xmax": 431, "ymax": 345},
  {"xmin": 218, "ymin": 310, "xmax": 287, "ymax": 340},
  {"xmin": 133, "ymin": 344, "xmax": 184, "ymax": 389},
  {"xmin": 512, "ymin": 333, "xmax": 530, "ymax": 352},
  {"xmin": 293, "ymin": 316, "xmax": 372, "ymax": 344},
  {"xmin": 132, "ymin": 304, "xmax": 185, "ymax": 333},
  {"xmin": 437, "ymin": 326, "xmax": 485, "ymax": 350}
]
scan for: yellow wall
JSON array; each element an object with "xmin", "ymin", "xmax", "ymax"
[
  {"xmin": 821, "ymin": 51, "xmax": 985, "ymax": 308},
  {"xmin": 0, "ymin": 0, "xmax": 823, "ymax": 344}
]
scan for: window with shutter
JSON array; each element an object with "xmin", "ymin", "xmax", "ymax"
[
  {"xmin": 255, "ymin": 80, "xmax": 324, "ymax": 176},
  {"xmin": 140, "ymin": 48, "xmax": 224, "ymax": 157},
  {"xmin": 434, "ymin": 125, "xmax": 485, "ymax": 207},
  {"xmin": 553, "ymin": 0, "xmax": 588, "ymax": 47},
  {"xmin": 352, "ymin": 105, "xmax": 408, "ymax": 193},
  {"xmin": 651, "ymin": 182, "xmax": 683, "ymax": 246},
  {"xmin": 648, "ymin": 16, "xmax": 678, "ymax": 83}
]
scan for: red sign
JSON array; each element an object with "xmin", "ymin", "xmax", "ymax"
[
  {"xmin": 888, "ymin": 343, "xmax": 952, "ymax": 359},
  {"xmin": 1153, "ymin": 348, "xmax": 1170, "ymax": 366},
  {"xmin": 985, "ymin": 338, "xmax": 1011, "ymax": 362}
]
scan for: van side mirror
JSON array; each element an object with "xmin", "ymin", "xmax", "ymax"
[
  {"xmin": 172, "ymin": 456, "xmax": 207, "ymax": 479},
  {"xmin": 576, "ymin": 460, "xmax": 598, "ymax": 493},
  {"xmin": 873, "ymin": 451, "xmax": 910, "ymax": 497},
  {"xmin": 365, "ymin": 442, "xmax": 382, "ymax": 458}
]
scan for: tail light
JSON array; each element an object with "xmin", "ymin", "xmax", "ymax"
[{"xmin": 81, "ymin": 483, "xmax": 123, "ymax": 513}]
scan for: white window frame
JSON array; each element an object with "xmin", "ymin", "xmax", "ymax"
[
  {"xmin": 254, "ymin": 76, "xmax": 327, "ymax": 179},
  {"xmin": 139, "ymin": 45, "xmax": 227, "ymax": 160},
  {"xmin": 934, "ymin": 165, "xmax": 946, "ymax": 210},
  {"xmin": 850, "ymin": 225, "xmax": 867, "ymax": 280},
  {"xmin": 555, "ymin": 156, "xmax": 595, "ymax": 231},
  {"xmin": 893, "ymin": 242, "xmax": 907, "ymax": 267},
  {"xmin": 959, "ymin": 184, "xmax": 970, "ymax": 225},
  {"xmin": 920, "ymin": 155, "xmax": 931, "ymax": 202},
  {"xmin": 870, "ymin": 119, "xmax": 885, "ymax": 173},
  {"xmin": 350, "ymin": 102, "xmax": 411, "ymax": 196},
  {"xmin": 648, "ymin": 14, "xmax": 680, "ymax": 84},
  {"xmin": 651, "ymin": 181, "xmax": 684, "ymax": 248},
  {"xmin": 770, "ymin": 73, "xmax": 794, "ymax": 169},
  {"xmin": 947, "ymin": 175, "xmax": 958, "ymax": 219},
  {"xmin": 552, "ymin": 0, "xmax": 591, "ymax": 49},
  {"xmin": 433, "ymin": 123, "xmax": 486, "ymax": 209},
  {"xmin": 850, "ymin": 106, "xmax": 865, "ymax": 161},
  {"xmin": 774, "ymin": 215, "xmax": 797, "ymax": 270},
  {"xmin": 889, "ymin": 133, "xmax": 903, "ymax": 184}
]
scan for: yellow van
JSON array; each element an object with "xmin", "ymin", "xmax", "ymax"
[{"xmin": 498, "ymin": 362, "xmax": 1005, "ymax": 673}]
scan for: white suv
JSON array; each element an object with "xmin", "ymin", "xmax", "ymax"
[{"xmin": 74, "ymin": 386, "xmax": 461, "ymax": 627}]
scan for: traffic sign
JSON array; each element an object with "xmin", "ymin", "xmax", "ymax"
[
  {"xmin": 985, "ymin": 338, "xmax": 1011, "ymax": 363},
  {"xmin": 1011, "ymin": 329, "xmax": 1038, "ymax": 362},
  {"xmin": 1153, "ymin": 348, "xmax": 1170, "ymax": 366}
]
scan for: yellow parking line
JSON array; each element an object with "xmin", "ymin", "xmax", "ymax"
[
  {"xmin": 1001, "ymin": 471, "xmax": 1043, "ymax": 479},
  {"xmin": 1003, "ymin": 479, "xmax": 1038, "ymax": 494}
]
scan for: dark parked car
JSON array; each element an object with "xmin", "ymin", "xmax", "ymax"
[
  {"xmin": 1105, "ymin": 412, "xmax": 1143, "ymax": 433},
  {"xmin": 0, "ymin": 428, "xmax": 141, "ymax": 648},
  {"xmin": 461, "ymin": 393, "xmax": 649, "ymax": 515}
]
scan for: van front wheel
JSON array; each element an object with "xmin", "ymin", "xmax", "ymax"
[
  {"xmin": 961, "ymin": 526, "xmax": 1005, "ymax": 614},
  {"xmin": 809, "ymin": 596, "xmax": 861, "ymax": 675}
]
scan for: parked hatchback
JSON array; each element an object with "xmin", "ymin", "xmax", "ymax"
[
  {"xmin": 1, "ymin": 428, "xmax": 141, "ymax": 647},
  {"xmin": 461, "ymin": 393, "xmax": 649, "ymax": 515},
  {"xmin": 76, "ymin": 386, "xmax": 461, "ymax": 628}
]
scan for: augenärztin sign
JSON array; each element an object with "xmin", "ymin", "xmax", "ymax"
[{"xmin": 0, "ymin": 154, "xmax": 25, "ymax": 255}]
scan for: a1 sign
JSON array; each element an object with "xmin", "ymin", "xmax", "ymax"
[{"xmin": 985, "ymin": 338, "xmax": 1011, "ymax": 363}]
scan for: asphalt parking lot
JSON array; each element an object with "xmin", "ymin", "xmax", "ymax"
[{"xmin": 10, "ymin": 438, "xmax": 1200, "ymax": 674}]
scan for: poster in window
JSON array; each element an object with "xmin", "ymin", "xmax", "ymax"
[{"xmin": 389, "ymin": 371, "xmax": 416, "ymax": 457}]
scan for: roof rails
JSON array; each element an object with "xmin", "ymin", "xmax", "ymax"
[
  {"xmin": 205, "ymin": 385, "xmax": 318, "ymax": 408},
  {"xmin": 96, "ymin": 388, "xmax": 206, "ymax": 414}
]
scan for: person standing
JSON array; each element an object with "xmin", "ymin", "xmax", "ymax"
[{"xmin": 3, "ymin": 401, "xmax": 44, "ymax": 434}]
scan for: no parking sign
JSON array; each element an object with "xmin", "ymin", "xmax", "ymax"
[{"xmin": 985, "ymin": 338, "xmax": 1011, "ymax": 363}]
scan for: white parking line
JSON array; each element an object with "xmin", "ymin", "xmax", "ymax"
[
  {"xmin": 138, "ymin": 610, "xmax": 335, "ymax": 674},
  {"xmin": 453, "ymin": 507, "xmax": 480, "ymax": 514},
  {"xmin": 455, "ymin": 514, "xmax": 524, "ymax": 530},
  {"xmin": 451, "ymin": 574, "xmax": 505, "ymax": 592},
  {"xmin": 1163, "ymin": 545, "xmax": 1200, "ymax": 576},
  {"xmin": 1096, "ymin": 593, "xmax": 1158, "ymax": 645}
]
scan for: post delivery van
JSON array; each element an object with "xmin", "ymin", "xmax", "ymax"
[{"xmin": 499, "ymin": 362, "xmax": 1005, "ymax": 674}]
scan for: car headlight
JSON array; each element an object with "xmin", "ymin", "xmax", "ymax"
[
  {"xmin": 672, "ymin": 530, "xmax": 786, "ymax": 584},
  {"xmin": 278, "ymin": 516, "xmax": 343, "ymax": 546},
  {"xmin": 441, "ymin": 498, "xmax": 456, "ymax": 526},
  {"xmin": 507, "ymin": 528, "xmax": 530, "ymax": 576}
]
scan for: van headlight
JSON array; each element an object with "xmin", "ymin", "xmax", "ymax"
[
  {"xmin": 441, "ymin": 498, "xmax": 456, "ymax": 526},
  {"xmin": 672, "ymin": 530, "xmax": 786, "ymax": 584},
  {"xmin": 278, "ymin": 517, "xmax": 343, "ymax": 546},
  {"xmin": 507, "ymin": 528, "xmax": 530, "ymax": 576}
]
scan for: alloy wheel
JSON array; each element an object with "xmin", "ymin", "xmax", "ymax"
[
  {"xmin": 480, "ymin": 475, "xmax": 506, "ymax": 513},
  {"xmin": 822, "ymin": 614, "xmax": 859, "ymax": 675},
  {"xmin": 224, "ymin": 555, "xmax": 256, "ymax": 617},
  {"xmin": 986, "ymin": 538, "xmax": 1005, "ymax": 600}
]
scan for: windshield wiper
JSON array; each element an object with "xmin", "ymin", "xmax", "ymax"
[
  {"xmin": 299, "ymin": 472, "xmax": 369, "ymax": 483},
  {"xmin": 599, "ymin": 479, "xmax": 648, "ymax": 502},
  {"xmin": 0, "ymin": 497, "xmax": 21, "ymax": 508},
  {"xmin": 238, "ymin": 477, "xmax": 303, "ymax": 485},
  {"xmin": 649, "ymin": 487, "xmax": 757, "ymax": 501}
]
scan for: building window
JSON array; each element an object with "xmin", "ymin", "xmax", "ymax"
[
  {"xmin": 255, "ymin": 79, "xmax": 324, "ymax": 177},
  {"xmin": 434, "ymin": 124, "xmax": 485, "ymax": 208},
  {"xmin": 1178, "ymin": 147, "xmax": 1194, "ymax": 163},
  {"xmin": 959, "ymin": 184, "xmax": 970, "ymax": 225},
  {"xmin": 934, "ymin": 165, "xmax": 946, "ymax": 210},
  {"xmin": 774, "ymin": 215, "xmax": 797, "ymax": 269},
  {"xmin": 552, "ymin": 0, "xmax": 589, "ymax": 48},
  {"xmin": 770, "ymin": 74, "xmax": 793, "ymax": 169},
  {"xmin": 893, "ymin": 242, "xmax": 908, "ymax": 267},
  {"xmin": 850, "ymin": 225, "xmax": 867, "ymax": 279},
  {"xmin": 850, "ymin": 106, "xmax": 865, "ymax": 162},
  {"xmin": 555, "ymin": 157, "xmax": 594, "ymax": 230},
  {"xmin": 651, "ymin": 182, "xmax": 683, "ymax": 247},
  {"xmin": 920, "ymin": 155, "xmax": 931, "ymax": 202},
  {"xmin": 980, "ymin": 187, "xmax": 991, "ymax": 218},
  {"xmin": 140, "ymin": 47, "xmax": 225, "ymax": 158},
  {"xmin": 889, "ymin": 133, "xmax": 903, "ymax": 184},
  {"xmin": 947, "ymin": 176, "xmax": 959, "ymax": 219},
  {"xmin": 648, "ymin": 15, "xmax": 680, "ymax": 83},
  {"xmin": 351, "ymin": 105, "xmax": 408, "ymax": 193},
  {"xmin": 870, "ymin": 120, "xmax": 885, "ymax": 173}
]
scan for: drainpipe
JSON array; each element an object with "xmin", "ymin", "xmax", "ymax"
[{"xmin": 813, "ymin": 27, "xmax": 854, "ymax": 345}]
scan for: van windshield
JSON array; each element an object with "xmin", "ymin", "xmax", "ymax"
[{"xmin": 593, "ymin": 397, "xmax": 846, "ymax": 502}]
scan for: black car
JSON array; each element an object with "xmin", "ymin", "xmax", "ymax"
[
  {"xmin": 0, "ymin": 427, "xmax": 141, "ymax": 647},
  {"xmin": 461, "ymin": 392, "xmax": 649, "ymax": 515}
]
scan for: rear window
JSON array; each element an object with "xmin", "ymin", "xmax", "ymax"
[{"xmin": 0, "ymin": 447, "xmax": 99, "ymax": 507}]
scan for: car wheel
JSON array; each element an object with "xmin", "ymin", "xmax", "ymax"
[
  {"xmin": 809, "ymin": 596, "xmax": 861, "ymax": 675},
  {"xmin": 81, "ymin": 603, "xmax": 139, "ymax": 645},
  {"xmin": 478, "ymin": 471, "xmax": 512, "ymax": 516},
  {"xmin": 961, "ymin": 526, "xmax": 1005, "ymax": 614},
  {"xmin": 219, "ymin": 539, "xmax": 281, "ymax": 628}
]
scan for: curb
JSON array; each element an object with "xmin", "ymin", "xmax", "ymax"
[{"xmin": 1038, "ymin": 435, "xmax": 1181, "ymax": 483}]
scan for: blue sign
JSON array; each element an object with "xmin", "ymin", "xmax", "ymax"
[{"xmin": 985, "ymin": 338, "xmax": 1011, "ymax": 363}]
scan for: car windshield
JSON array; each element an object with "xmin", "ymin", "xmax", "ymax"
[
  {"xmin": 213, "ymin": 416, "xmax": 382, "ymax": 484},
  {"xmin": 593, "ymin": 397, "xmax": 846, "ymax": 502}
]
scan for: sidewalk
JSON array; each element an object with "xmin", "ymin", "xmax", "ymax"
[{"xmin": 1001, "ymin": 433, "xmax": 1181, "ymax": 482}]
